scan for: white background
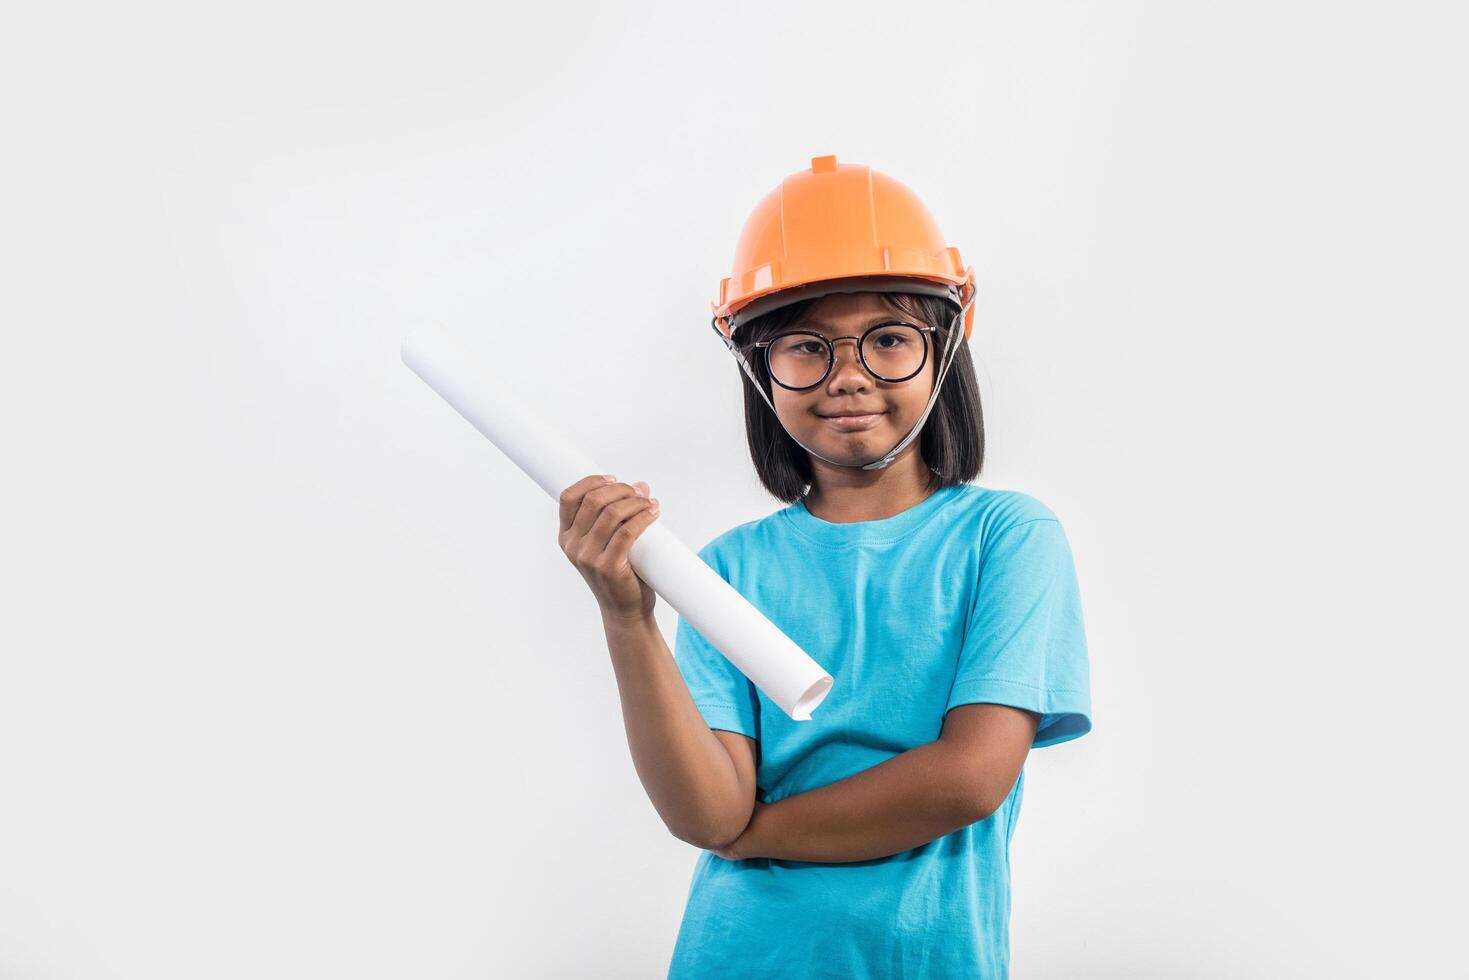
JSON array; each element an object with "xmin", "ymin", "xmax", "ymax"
[{"xmin": 2, "ymin": 1, "xmax": 1465, "ymax": 977}]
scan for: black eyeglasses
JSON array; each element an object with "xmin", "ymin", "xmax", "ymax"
[{"xmin": 735, "ymin": 321, "xmax": 937, "ymax": 390}]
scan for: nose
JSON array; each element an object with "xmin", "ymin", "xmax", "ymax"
[{"xmin": 826, "ymin": 336, "xmax": 872, "ymax": 392}]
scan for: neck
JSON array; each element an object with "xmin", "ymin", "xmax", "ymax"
[{"xmin": 801, "ymin": 445, "xmax": 938, "ymax": 524}]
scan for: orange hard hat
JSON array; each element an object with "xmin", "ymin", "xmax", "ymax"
[{"xmin": 710, "ymin": 154, "xmax": 977, "ymax": 343}]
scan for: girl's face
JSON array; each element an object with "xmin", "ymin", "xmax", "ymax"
[{"xmin": 769, "ymin": 291, "xmax": 936, "ymax": 469}]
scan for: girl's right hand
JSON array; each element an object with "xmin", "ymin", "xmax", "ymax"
[{"xmin": 558, "ymin": 474, "xmax": 661, "ymax": 624}]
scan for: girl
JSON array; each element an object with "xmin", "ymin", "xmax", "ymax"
[{"xmin": 558, "ymin": 156, "xmax": 1092, "ymax": 979}]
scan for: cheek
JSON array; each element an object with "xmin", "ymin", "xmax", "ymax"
[
  {"xmin": 894, "ymin": 368, "xmax": 937, "ymax": 415},
  {"xmin": 771, "ymin": 392, "xmax": 811, "ymax": 427}
]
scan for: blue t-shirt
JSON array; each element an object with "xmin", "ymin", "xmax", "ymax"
[{"xmin": 666, "ymin": 482, "xmax": 1092, "ymax": 979}]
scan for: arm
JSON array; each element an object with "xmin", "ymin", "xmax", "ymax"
[
  {"xmin": 603, "ymin": 613, "xmax": 757, "ymax": 849},
  {"xmin": 713, "ymin": 703, "xmax": 1038, "ymax": 863}
]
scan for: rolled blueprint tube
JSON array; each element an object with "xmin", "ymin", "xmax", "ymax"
[{"xmin": 401, "ymin": 324, "xmax": 834, "ymax": 721}]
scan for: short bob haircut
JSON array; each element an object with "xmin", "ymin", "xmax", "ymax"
[{"xmin": 728, "ymin": 290, "xmax": 985, "ymax": 504}]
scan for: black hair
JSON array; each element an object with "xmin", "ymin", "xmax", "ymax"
[{"xmin": 728, "ymin": 290, "xmax": 985, "ymax": 504}]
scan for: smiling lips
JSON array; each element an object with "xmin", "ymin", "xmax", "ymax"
[{"xmin": 819, "ymin": 411, "xmax": 886, "ymax": 431}]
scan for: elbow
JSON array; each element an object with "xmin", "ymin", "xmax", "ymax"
[
  {"xmin": 669, "ymin": 824, "xmax": 719, "ymax": 851},
  {"xmin": 968, "ymin": 798, "xmax": 1000, "ymax": 824},
  {"xmin": 948, "ymin": 758, "xmax": 1023, "ymax": 827},
  {"xmin": 953, "ymin": 781, "xmax": 1005, "ymax": 826},
  {"xmin": 661, "ymin": 816, "xmax": 707, "ymax": 849},
  {"xmin": 663, "ymin": 816, "xmax": 733, "ymax": 852},
  {"xmin": 951, "ymin": 797, "xmax": 995, "ymax": 828},
  {"xmin": 667, "ymin": 810, "xmax": 750, "ymax": 852},
  {"xmin": 692, "ymin": 830, "xmax": 738, "ymax": 853},
  {"xmin": 671, "ymin": 826, "xmax": 736, "ymax": 852}
]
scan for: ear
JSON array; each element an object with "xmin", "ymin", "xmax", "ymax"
[{"xmin": 711, "ymin": 306, "xmax": 736, "ymax": 340}]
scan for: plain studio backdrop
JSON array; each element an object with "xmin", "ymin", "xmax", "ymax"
[{"xmin": 1, "ymin": 1, "xmax": 1465, "ymax": 977}]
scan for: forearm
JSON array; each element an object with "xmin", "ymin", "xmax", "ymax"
[
  {"xmin": 723, "ymin": 740, "xmax": 983, "ymax": 864},
  {"xmin": 602, "ymin": 612, "xmax": 751, "ymax": 848}
]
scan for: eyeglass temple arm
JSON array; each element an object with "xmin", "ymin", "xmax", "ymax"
[{"xmin": 710, "ymin": 316, "xmax": 785, "ymax": 417}]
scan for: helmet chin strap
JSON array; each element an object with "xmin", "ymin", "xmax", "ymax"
[{"xmin": 717, "ymin": 286, "xmax": 976, "ymax": 473}]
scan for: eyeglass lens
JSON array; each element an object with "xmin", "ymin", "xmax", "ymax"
[{"xmin": 767, "ymin": 325, "xmax": 927, "ymax": 388}]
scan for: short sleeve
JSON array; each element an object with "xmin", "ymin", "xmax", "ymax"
[
  {"xmin": 944, "ymin": 517, "xmax": 1093, "ymax": 748},
  {"xmin": 671, "ymin": 542, "xmax": 760, "ymax": 740}
]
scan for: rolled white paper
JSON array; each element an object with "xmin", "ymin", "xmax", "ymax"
[{"xmin": 401, "ymin": 324, "xmax": 834, "ymax": 721}]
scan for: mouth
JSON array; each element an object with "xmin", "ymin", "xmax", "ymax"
[{"xmin": 818, "ymin": 412, "xmax": 886, "ymax": 432}]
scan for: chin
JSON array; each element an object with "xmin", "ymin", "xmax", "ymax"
[{"xmin": 812, "ymin": 427, "xmax": 886, "ymax": 461}]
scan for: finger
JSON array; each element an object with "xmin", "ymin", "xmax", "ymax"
[
  {"xmin": 559, "ymin": 474, "xmax": 616, "ymax": 534},
  {"xmin": 598, "ymin": 497, "xmax": 660, "ymax": 568},
  {"xmin": 572, "ymin": 482, "xmax": 643, "ymax": 540},
  {"xmin": 583, "ymin": 494, "xmax": 657, "ymax": 559}
]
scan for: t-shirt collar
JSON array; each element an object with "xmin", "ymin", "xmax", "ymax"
[{"xmin": 782, "ymin": 483, "xmax": 963, "ymax": 547}]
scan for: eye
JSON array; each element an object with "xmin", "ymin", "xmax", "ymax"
[{"xmin": 871, "ymin": 330, "xmax": 914, "ymax": 349}]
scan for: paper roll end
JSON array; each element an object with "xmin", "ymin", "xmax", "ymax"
[{"xmin": 789, "ymin": 674, "xmax": 834, "ymax": 721}]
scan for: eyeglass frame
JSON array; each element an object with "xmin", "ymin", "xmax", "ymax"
[{"xmin": 731, "ymin": 320, "xmax": 939, "ymax": 391}]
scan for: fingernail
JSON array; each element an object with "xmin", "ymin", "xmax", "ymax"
[
  {"xmin": 649, "ymin": 498, "xmax": 660, "ymax": 513},
  {"xmin": 602, "ymin": 474, "xmax": 616, "ymax": 483}
]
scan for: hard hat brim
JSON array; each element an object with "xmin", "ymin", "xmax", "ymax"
[{"xmin": 725, "ymin": 274, "xmax": 963, "ymax": 337}]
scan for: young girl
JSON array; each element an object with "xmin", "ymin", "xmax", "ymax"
[{"xmin": 558, "ymin": 155, "xmax": 1092, "ymax": 979}]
